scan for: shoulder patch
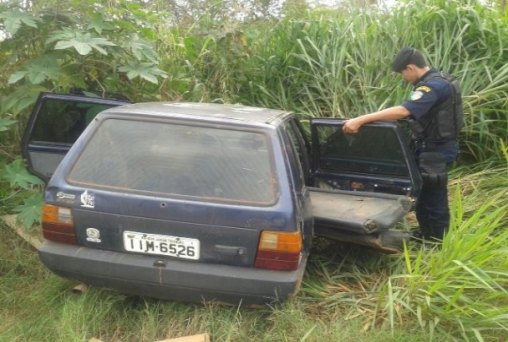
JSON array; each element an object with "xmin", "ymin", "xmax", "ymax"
[
  {"xmin": 410, "ymin": 91, "xmax": 424, "ymax": 101},
  {"xmin": 416, "ymin": 85, "xmax": 432, "ymax": 93}
]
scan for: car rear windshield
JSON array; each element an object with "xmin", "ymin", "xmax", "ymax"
[{"xmin": 67, "ymin": 118, "xmax": 278, "ymax": 205}]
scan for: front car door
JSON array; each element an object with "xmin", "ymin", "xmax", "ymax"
[
  {"xmin": 308, "ymin": 119, "xmax": 422, "ymax": 252},
  {"xmin": 21, "ymin": 92, "xmax": 129, "ymax": 181}
]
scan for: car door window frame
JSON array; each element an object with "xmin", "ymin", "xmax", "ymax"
[
  {"xmin": 22, "ymin": 92, "xmax": 129, "ymax": 180},
  {"xmin": 283, "ymin": 118, "xmax": 312, "ymax": 186},
  {"xmin": 309, "ymin": 118, "xmax": 421, "ymax": 197}
]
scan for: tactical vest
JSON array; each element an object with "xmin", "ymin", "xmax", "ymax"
[{"xmin": 410, "ymin": 71, "xmax": 463, "ymax": 142}]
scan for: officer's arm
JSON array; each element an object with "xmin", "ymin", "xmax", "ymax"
[{"xmin": 342, "ymin": 106, "xmax": 410, "ymax": 134}]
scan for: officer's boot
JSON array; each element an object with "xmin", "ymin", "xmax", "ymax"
[
  {"xmin": 419, "ymin": 225, "xmax": 433, "ymax": 240},
  {"xmin": 410, "ymin": 222, "xmax": 432, "ymax": 241},
  {"xmin": 430, "ymin": 225, "xmax": 448, "ymax": 241},
  {"xmin": 413, "ymin": 212, "xmax": 431, "ymax": 238}
]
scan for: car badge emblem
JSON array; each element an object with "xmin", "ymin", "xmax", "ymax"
[
  {"xmin": 56, "ymin": 191, "xmax": 76, "ymax": 203},
  {"xmin": 86, "ymin": 228, "xmax": 101, "ymax": 243},
  {"xmin": 80, "ymin": 190, "xmax": 95, "ymax": 208}
]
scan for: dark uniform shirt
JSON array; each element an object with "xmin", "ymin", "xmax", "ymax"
[
  {"xmin": 401, "ymin": 68, "xmax": 451, "ymax": 121},
  {"xmin": 401, "ymin": 68, "xmax": 458, "ymax": 163}
]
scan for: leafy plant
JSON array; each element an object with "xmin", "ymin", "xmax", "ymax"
[
  {"xmin": 2, "ymin": 159, "xmax": 44, "ymax": 190},
  {"xmin": 48, "ymin": 29, "xmax": 117, "ymax": 56},
  {"xmin": 1, "ymin": 1, "xmax": 168, "ymax": 109},
  {"xmin": 0, "ymin": 1, "xmax": 171, "ymax": 228},
  {"xmin": 1, "ymin": 159, "xmax": 44, "ymax": 229},
  {"xmin": 13, "ymin": 192, "xmax": 44, "ymax": 230},
  {"xmin": 0, "ymin": 118, "xmax": 16, "ymax": 132},
  {"xmin": 118, "ymin": 62, "xmax": 167, "ymax": 84},
  {"xmin": 0, "ymin": 9, "xmax": 39, "ymax": 35},
  {"xmin": 8, "ymin": 55, "xmax": 63, "ymax": 85}
]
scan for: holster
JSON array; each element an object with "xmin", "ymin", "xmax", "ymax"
[
  {"xmin": 418, "ymin": 152, "xmax": 448, "ymax": 188},
  {"xmin": 408, "ymin": 119, "xmax": 425, "ymax": 139}
]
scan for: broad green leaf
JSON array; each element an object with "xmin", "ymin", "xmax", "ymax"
[
  {"xmin": 13, "ymin": 192, "xmax": 44, "ymax": 230},
  {"xmin": 118, "ymin": 63, "xmax": 167, "ymax": 84},
  {"xmin": 3, "ymin": 159, "xmax": 44, "ymax": 189},
  {"xmin": 0, "ymin": 118, "xmax": 16, "ymax": 132},
  {"xmin": 1, "ymin": 85, "xmax": 47, "ymax": 115},
  {"xmin": 52, "ymin": 31, "xmax": 116, "ymax": 56},
  {"xmin": 0, "ymin": 11, "xmax": 39, "ymax": 35},
  {"xmin": 46, "ymin": 29, "xmax": 74, "ymax": 44},
  {"xmin": 8, "ymin": 71, "xmax": 26, "ymax": 84},
  {"xmin": 2, "ymin": 16, "xmax": 20, "ymax": 35},
  {"xmin": 122, "ymin": 34, "xmax": 157, "ymax": 62},
  {"xmin": 139, "ymin": 72, "xmax": 158, "ymax": 84},
  {"xmin": 88, "ymin": 13, "xmax": 115, "ymax": 34},
  {"xmin": 25, "ymin": 58, "xmax": 62, "ymax": 84},
  {"xmin": 55, "ymin": 40, "xmax": 92, "ymax": 55},
  {"xmin": 9, "ymin": 56, "xmax": 62, "ymax": 85}
]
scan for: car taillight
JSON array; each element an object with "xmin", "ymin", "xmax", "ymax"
[
  {"xmin": 255, "ymin": 231, "xmax": 302, "ymax": 271},
  {"xmin": 42, "ymin": 204, "xmax": 77, "ymax": 245}
]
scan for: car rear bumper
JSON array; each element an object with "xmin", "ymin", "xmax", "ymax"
[{"xmin": 38, "ymin": 241, "xmax": 306, "ymax": 305}]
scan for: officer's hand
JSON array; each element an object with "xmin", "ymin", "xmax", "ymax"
[{"xmin": 342, "ymin": 118, "xmax": 363, "ymax": 134}]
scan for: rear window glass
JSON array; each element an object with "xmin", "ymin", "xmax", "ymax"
[
  {"xmin": 67, "ymin": 119, "xmax": 278, "ymax": 205},
  {"xmin": 316, "ymin": 124, "xmax": 409, "ymax": 177},
  {"xmin": 31, "ymin": 99, "xmax": 115, "ymax": 144}
]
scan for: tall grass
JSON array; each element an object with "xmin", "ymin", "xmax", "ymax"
[
  {"xmin": 158, "ymin": 0, "xmax": 507, "ymax": 161},
  {"xmin": 374, "ymin": 152, "xmax": 508, "ymax": 340},
  {"xmin": 296, "ymin": 162, "xmax": 508, "ymax": 341},
  {"xmin": 1, "ymin": 0, "xmax": 506, "ymax": 161},
  {"xmin": 379, "ymin": 196, "xmax": 508, "ymax": 339}
]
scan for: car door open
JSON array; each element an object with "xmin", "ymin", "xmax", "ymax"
[
  {"xmin": 310, "ymin": 119, "xmax": 421, "ymax": 197},
  {"xmin": 21, "ymin": 92, "xmax": 129, "ymax": 181},
  {"xmin": 308, "ymin": 119, "xmax": 422, "ymax": 252}
]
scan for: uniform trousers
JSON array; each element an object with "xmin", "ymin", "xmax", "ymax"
[{"xmin": 414, "ymin": 141, "xmax": 458, "ymax": 240}]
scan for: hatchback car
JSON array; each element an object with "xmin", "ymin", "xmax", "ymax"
[{"xmin": 23, "ymin": 92, "xmax": 420, "ymax": 304}]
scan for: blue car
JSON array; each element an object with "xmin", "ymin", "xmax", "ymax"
[{"xmin": 22, "ymin": 92, "xmax": 421, "ymax": 304}]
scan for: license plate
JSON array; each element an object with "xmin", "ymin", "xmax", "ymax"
[{"xmin": 123, "ymin": 231, "xmax": 200, "ymax": 260}]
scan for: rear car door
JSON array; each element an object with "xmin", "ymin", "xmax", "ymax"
[{"xmin": 21, "ymin": 92, "xmax": 129, "ymax": 181}]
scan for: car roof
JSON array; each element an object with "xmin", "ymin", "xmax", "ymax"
[{"xmin": 102, "ymin": 102, "xmax": 292, "ymax": 126}]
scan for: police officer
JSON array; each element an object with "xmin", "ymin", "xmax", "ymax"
[{"xmin": 342, "ymin": 47, "xmax": 463, "ymax": 241}]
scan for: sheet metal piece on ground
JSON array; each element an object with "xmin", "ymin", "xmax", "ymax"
[
  {"xmin": 91, "ymin": 334, "xmax": 211, "ymax": 342},
  {"xmin": 156, "ymin": 333, "xmax": 211, "ymax": 342},
  {"xmin": 2, "ymin": 214, "xmax": 43, "ymax": 249}
]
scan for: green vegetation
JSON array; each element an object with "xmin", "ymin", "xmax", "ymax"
[
  {"xmin": 1, "ymin": 164, "xmax": 506, "ymax": 341},
  {"xmin": 1, "ymin": 0, "xmax": 507, "ymax": 341},
  {"xmin": 0, "ymin": 226, "xmax": 427, "ymax": 341}
]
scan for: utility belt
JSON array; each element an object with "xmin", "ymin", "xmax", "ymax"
[
  {"xmin": 414, "ymin": 139, "xmax": 456, "ymax": 152},
  {"xmin": 414, "ymin": 139, "xmax": 455, "ymax": 189}
]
